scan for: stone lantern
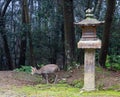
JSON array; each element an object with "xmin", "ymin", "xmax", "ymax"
[{"xmin": 75, "ymin": 9, "xmax": 104, "ymax": 91}]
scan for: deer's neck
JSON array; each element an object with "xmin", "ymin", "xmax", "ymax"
[{"xmin": 36, "ymin": 69, "xmax": 41, "ymax": 74}]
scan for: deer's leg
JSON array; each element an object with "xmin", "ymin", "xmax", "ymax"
[
  {"xmin": 45, "ymin": 73, "xmax": 49, "ymax": 84},
  {"xmin": 54, "ymin": 74, "xmax": 58, "ymax": 84},
  {"xmin": 42, "ymin": 74, "xmax": 46, "ymax": 79}
]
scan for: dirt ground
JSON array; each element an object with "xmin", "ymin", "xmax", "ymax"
[
  {"xmin": 0, "ymin": 67, "xmax": 120, "ymax": 96},
  {"xmin": 0, "ymin": 67, "xmax": 120, "ymax": 88}
]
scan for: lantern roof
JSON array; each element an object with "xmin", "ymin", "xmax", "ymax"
[{"xmin": 75, "ymin": 9, "xmax": 104, "ymax": 26}]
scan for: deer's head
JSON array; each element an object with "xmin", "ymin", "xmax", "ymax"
[{"xmin": 31, "ymin": 67, "xmax": 37, "ymax": 75}]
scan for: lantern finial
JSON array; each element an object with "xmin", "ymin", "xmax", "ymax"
[{"xmin": 85, "ymin": 9, "xmax": 94, "ymax": 19}]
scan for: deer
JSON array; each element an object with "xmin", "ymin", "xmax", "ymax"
[{"xmin": 31, "ymin": 64, "xmax": 60, "ymax": 84}]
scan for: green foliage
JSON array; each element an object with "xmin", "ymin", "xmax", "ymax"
[
  {"xmin": 14, "ymin": 66, "xmax": 31, "ymax": 73},
  {"xmin": 58, "ymin": 79, "xmax": 67, "ymax": 84},
  {"xmin": 36, "ymin": 64, "xmax": 45, "ymax": 68},
  {"xmin": 105, "ymin": 56, "xmax": 111, "ymax": 69},
  {"xmin": 105, "ymin": 55, "xmax": 120, "ymax": 70},
  {"xmin": 109, "ymin": 18, "xmax": 120, "ymax": 55},
  {"xmin": 112, "ymin": 63, "xmax": 120, "ymax": 70},
  {"xmin": 67, "ymin": 62, "xmax": 80, "ymax": 71},
  {"xmin": 97, "ymin": 83, "xmax": 104, "ymax": 90},
  {"xmin": 71, "ymin": 79, "xmax": 84, "ymax": 88}
]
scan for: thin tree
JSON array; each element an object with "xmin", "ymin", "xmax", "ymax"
[
  {"xmin": 94, "ymin": 0, "xmax": 103, "ymax": 19},
  {"xmin": 0, "ymin": 0, "xmax": 14, "ymax": 70},
  {"xmin": 19, "ymin": 0, "xmax": 35, "ymax": 67},
  {"xmin": 63, "ymin": 0, "xmax": 75, "ymax": 70},
  {"xmin": 86, "ymin": 0, "xmax": 92, "ymax": 9},
  {"xmin": 29, "ymin": 0, "xmax": 36, "ymax": 66},
  {"xmin": 99, "ymin": 0, "xmax": 116, "ymax": 68}
]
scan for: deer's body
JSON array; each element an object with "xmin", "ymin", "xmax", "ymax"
[{"xmin": 31, "ymin": 64, "xmax": 60, "ymax": 84}]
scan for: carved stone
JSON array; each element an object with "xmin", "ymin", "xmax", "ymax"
[
  {"xmin": 75, "ymin": 9, "xmax": 104, "ymax": 91},
  {"xmin": 83, "ymin": 49, "xmax": 95, "ymax": 91}
]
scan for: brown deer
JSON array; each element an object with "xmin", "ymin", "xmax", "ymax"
[{"xmin": 31, "ymin": 64, "xmax": 60, "ymax": 84}]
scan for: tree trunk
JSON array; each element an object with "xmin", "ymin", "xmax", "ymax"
[
  {"xmin": 18, "ymin": 0, "xmax": 28, "ymax": 67},
  {"xmin": 86, "ymin": 0, "xmax": 92, "ymax": 9},
  {"xmin": 99, "ymin": 0, "xmax": 116, "ymax": 68},
  {"xmin": 63, "ymin": 0, "xmax": 75, "ymax": 70},
  {"xmin": 0, "ymin": 17, "xmax": 14, "ymax": 70},
  {"xmin": 94, "ymin": 0, "xmax": 103, "ymax": 19},
  {"xmin": 18, "ymin": 32, "xmax": 27, "ymax": 67},
  {"xmin": 0, "ymin": 0, "xmax": 14, "ymax": 70},
  {"xmin": 19, "ymin": 0, "xmax": 35, "ymax": 67},
  {"xmin": 93, "ymin": 0, "xmax": 98, "ymax": 13}
]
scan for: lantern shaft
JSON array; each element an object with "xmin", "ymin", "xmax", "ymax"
[{"xmin": 83, "ymin": 49, "xmax": 95, "ymax": 91}]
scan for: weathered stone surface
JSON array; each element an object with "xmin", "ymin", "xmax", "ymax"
[
  {"xmin": 78, "ymin": 39, "xmax": 101, "ymax": 49},
  {"xmin": 83, "ymin": 49, "xmax": 95, "ymax": 91},
  {"xmin": 75, "ymin": 18, "xmax": 104, "ymax": 26},
  {"xmin": 75, "ymin": 9, "xmax": 104, "ymax": 91}
]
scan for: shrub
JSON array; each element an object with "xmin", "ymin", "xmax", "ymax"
[
  {"xmin": 71, "ymin": 79, "xmax": 83, "ymax": 88},
  {"xmin": 14, "ymin": 66, "xmax": 31, "ymax": 73},
  {"xmin": 105, "ymin": 55, "xmax": 120, "ymax": 71}
]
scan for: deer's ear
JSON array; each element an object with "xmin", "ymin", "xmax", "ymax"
[
  {"xmin": 31, "ymin": 66, "xmax": 36, "ymax": 69},
  {"xmin": 31, "ymin": 66, "xmax": 34, "ymax": 69}
]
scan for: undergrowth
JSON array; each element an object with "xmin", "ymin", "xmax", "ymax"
[
  {"xmin": 106, "ymin": 55, "xmax": 120, "ymax": 71},
  {"xmin": 14, "ymin": 66, "xmax": 31, "ymax": 73}
]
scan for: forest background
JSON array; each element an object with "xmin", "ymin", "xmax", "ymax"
[{"xmin": 0, "ymin": 0, "xmax": 119, "ymax": 71}]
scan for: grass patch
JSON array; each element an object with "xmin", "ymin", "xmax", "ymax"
[
  {"xmin": 83, "ymin": 91, "xmax": 120, "ymax": 97},
  {"xmin": 13, "ymin": 84, "xmax": 120, "ymax": 97}
]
